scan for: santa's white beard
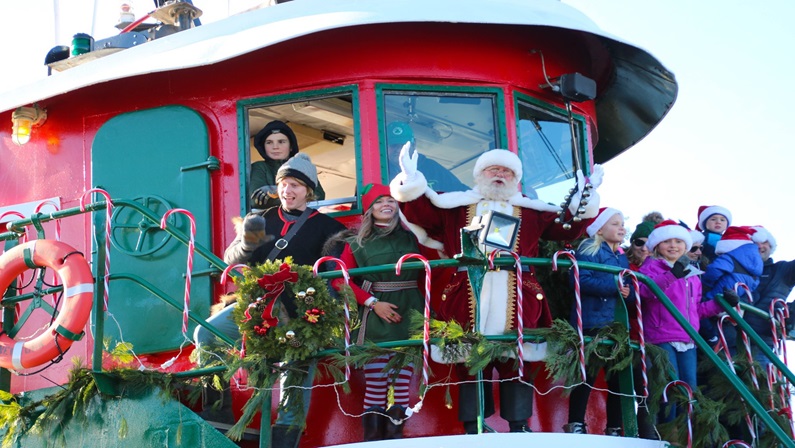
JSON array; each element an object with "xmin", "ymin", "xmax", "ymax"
[{"xmin": 474, "ymin": 174, "xmax": 518, "ymax": 201}]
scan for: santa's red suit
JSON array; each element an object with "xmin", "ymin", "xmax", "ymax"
[{"xmin": 390, "ymin": 147, "xmax": 603, "ymax": 433}]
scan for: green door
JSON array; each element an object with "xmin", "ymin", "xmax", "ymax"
[{"xmin": 92, "ymin": 106, "xmax": 213, "ymax": 353}]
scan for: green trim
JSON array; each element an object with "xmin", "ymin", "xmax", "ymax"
[
  {"xmin": 236, "ymin": 85, "xmax": 362, "ymax": 217},
  {"xmin": 22, "ymin": 247, "xmax": 37, "ymax": 269},
  {"xmin": 55, "ymin": 325, "xmax": 84, "ymax": 341}
]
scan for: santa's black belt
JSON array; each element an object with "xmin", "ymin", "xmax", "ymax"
[{"xmin": 457, "ymin": 266, "xmax": 531, "ymax": 272}]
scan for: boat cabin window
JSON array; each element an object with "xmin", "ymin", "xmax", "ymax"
[
  {"xmin": 515, "ymin": 98, "xmax": 580, "ymax": 202},
  {"xmin": 380, "ymin": 89, "xmax": 502, "ymax": 192},
  {"xmin": 245, "ymin": 92, "xmax": 357, "ymax": 214}
]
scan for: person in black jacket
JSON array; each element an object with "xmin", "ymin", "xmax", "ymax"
[
  {"xmin": 748, "ymin": 226, "xmax": 795, "ymax": 368},
  {"xmin": 195, "ymin": 152, "xmax": 344, "ymax": 448}
]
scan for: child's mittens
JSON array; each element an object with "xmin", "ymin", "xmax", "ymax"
[
  {"xmin": 233, "ymin": 214, "xmax": 273, "ymax": 251},
  {"xmin": 670, "ymin": 256, "xmax": 691, "ymax": 279},
  {"xmin": 720, "ymin": 288, "xmax": 741, "ymax": 307}
]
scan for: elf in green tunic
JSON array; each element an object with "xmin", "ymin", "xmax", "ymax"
[{"xmin": 330, "ymin": 183, "xmax": 424, "ymax": 441}]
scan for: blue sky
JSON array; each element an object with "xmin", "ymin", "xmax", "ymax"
[{"xmin": 1, "ymin": 0, "xmax": 793, "ymax": 269}]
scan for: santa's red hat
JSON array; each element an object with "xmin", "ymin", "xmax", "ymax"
[
  {"xmin": 586, "ymin": 207, "xmax": 623, "ymax": 237},
  {"xmin": 696, "ymin": 205, "xmax": 732, "ymax": 231},
  {"xmin": 715, "ymin": 226, "xmax": 755, "ymax": 255},
  {"xmin": 473, "ymin": 149, "xmax": 523, "ymax": 179},
  {"xmin": 751, "ymin": 226, "xmax": 777, "ymax": 254},
  {"xmin": 646, "ymin": 219, "xmax": 693, "ymax": 252}
]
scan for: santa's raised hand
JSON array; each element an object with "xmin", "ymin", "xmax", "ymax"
[{"xmin": 398, "ymin": 141, "xmax": 419, "ymax": 181}]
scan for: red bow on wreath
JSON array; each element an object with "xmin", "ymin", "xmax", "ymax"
[
  {"xmin": 304, "ymin": 308, "xmax": 325, "ymax": 324},
  {"xmin": 257, "ymin": 263, "xmax": 299, "ymax": 300},
  {"xmin": 252, "ymin": 299, "xmax": 279, "ymax": 335}
]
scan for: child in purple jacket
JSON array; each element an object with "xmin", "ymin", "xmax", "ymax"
[{"xmin": 639, "ymin": 220, "xmax": 738, "ymax": 420}]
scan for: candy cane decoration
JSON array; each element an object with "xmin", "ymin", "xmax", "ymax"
[
  {"xmin": 620, "ymin": 269, "xmax": 647, "ymax": 397},
  {"xmin": 160, "ymin": 208, "xmax": 196, "ymax": 334},
  {"xmin": 220, "ymin": 263, "xmax": 249, "ymax": 285},
  {"xmin": 721, "ymin": 441, "xmax": 752, "ymax": 448},
  {"xmin": 395, "ymin": 253, "xmax": 432, "ymax": 399},
  {"xmin": 33, "ymin": 201, "xmax": 63, "ymax": 306},
  {"xmin": 663, "ymin": 380, "xmax": 694, "ymax": 448},
  {"xmin": 717, "ymin": 314, "xmax": 757, "ymax": 439},
  {"xmin": 729, "ymin": 283, "xmax": 760, "ymax": 391},
  {"xmin": 312, "ymin": 257, "xmax": 352, "ymax": 380},
  {"xmin": 552, "ymin": 250, "xmax": 586, "ymax": 382},
  {"xmin": 772, "ymin": 305, "xmax": 795, "ymax": 435},
  {"xmin": 488, "ymin": 249, "xmax": 524, "ymax": 376},
  {"xmin": 80, "ymin": 189, "xmax": 114, "ymax": 310},
  {"xmin": 34, "ymin": 200, "xmax": 61, "ymax": 241},
  {"xmin": 770, "ymin": 298, "xmax": 789, "ymax": 357}
]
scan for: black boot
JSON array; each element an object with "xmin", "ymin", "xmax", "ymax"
[
  {"xmin": 458, "ymin": 383, "xmax": 495, "ymax": 434},
  {"xmin": 362, "ymin": 406, "xmax": 385, "ymax": 441},
  {"xmin": 499, "ymin": 381, "xmax": 533, "ymax": 432},
  {"xmin": 383, "ymin": 405, "xmax": 406, "ymax": 439},
  {"xmin": 270, "ymin": 424, "xmax": 301, "ymax": 448}
]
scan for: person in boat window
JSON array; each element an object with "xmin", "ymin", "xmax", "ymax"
[
  {"xmin": 564, "ymin": 207, "xmax": 631, "ymax": 437},
  {"xmin": 390, "ymin": 145, "xmax": 604, "ymax": 433},
  {"xmin": 385, "ymin": 121, "xmax": 468, "ymax": 193},
  {"xmin": 327, "ymin": 183, "xmax": 427, "ymax": 441},
  {"xmin": 249, "ymin": 120, "xmax": 326, "ymax": 211},
  {"xmin": 624, "ymin": 211, "xmax": 663, "ymax": 271},
  {"xmin": 695, "ymin": 205, "xmax": 732, "ymax": 264},
  {"xmin": 637, "ymin": 220, "xmax": 737, "ymax": 422},
  {"xmin": 699, "ymin": 226, "xmax": 762, "ymax": 355},
  {"xmin": 194, "ymin": 153, "xmax": 344, "ymax": 448}
]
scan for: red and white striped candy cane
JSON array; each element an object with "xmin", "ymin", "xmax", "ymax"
[
  {"xmin": 772, "ymin": 306, "xmax": 795, "ymax": 435},
  {"xmin": 80, "ymin": 189, "xmax": 114, "ymax": 310},
  {"xmin": 620, "ymin": 269, "xmax": 647, "ymax": 397},
  {"xmin": 767, "ymin": 363, "xmax": 778, "ymax": 410},
  {"xmin": 312, "ymin": 256, "xmax": 352, "ymax": 380},
  {"xmin": 488, "ymin": 249, "xmax": 524, "ymax": 376},
  {"xmin": 663, "ymin": 380, "xmax": 694, "ymax": 448},
  {"xmin": 220, "ymin": 263, "xmax": 249, "ymax": 285},
  {"xmin": 0, "ymin": 211, "xmax": 29, "ymax": 244},
  {"xmin": 770, "ymin": 298, "xmax": 789, "ymax": 357},
  {"xmin": 552, "ymin": 250, "xmax": 586, "ymax": 382},
  {"xmin": 160, "ymin": 208, "xmax": 196, "ymax": 335},
  {"xmin": 731, "ymin": 283, "xmax": 760, "ymax": 390},
  {"xmin": 395, "ymin": 253, "xmax": 432, "ymax": 398},
  {"xmin": 717, "ymin": 314, "xmax": 757, "ymax": 439},
  {"xmin": 34, "ymin": 201, "xmax": 62, "ymax": 306},
  {"xmin": 721, "ymin": 440, "xmax": 752, "ymax": 448}
]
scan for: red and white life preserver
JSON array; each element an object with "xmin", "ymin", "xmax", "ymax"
[{"xmin": 0, "ymin": 240, "xmax": 94, "ymax": 370}]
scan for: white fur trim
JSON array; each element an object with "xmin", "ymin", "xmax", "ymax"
[
  {"xmin": 646, "ymin": 224, "xmax": 693, "ymax": 252},
  {"xmin": 751, "ymin": 226, "xmax": 777, "ymax": 254},
  {"xmin": 389, "ymin": 171, "xmax": 428, "ymax": 203},
  {"xmin": 715, "ymin": 239, "xmax": 752, "ymax": 255},
  {"xmin": 472, "ymin": 149, "xmax": 523, "ymax": 179},
  {"xmin": 690, "ymin": 230, "xmax": 705, "ymax": 245},
  {"xmin": 424, "ymin": 188, "xmax": 560, "ymax": 212},
  {"xmin": 698, "ymin": 206, "xmax": 732, "ymax": 230},
  {"xmin": 586, "ymin": 207, "xmax": 622, "ymax": 237},
  {"xmin": 399, "ymin": 210, "xmax": 444, "ymax": 251},
  {"xmin": 480, "ymin": 270, "xmax": 510, "ymax": 334}
]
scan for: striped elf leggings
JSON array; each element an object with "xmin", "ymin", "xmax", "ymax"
[{"xmin": 362, "ymin": 353, "xmax": 413, "ymax": 410}]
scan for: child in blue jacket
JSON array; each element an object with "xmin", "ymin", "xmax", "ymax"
[{"xmin": 564, "ymin": 207, "xmax": 630, "ymax": 436}]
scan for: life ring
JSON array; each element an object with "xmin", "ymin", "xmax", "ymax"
[{"xmin": 0, "ymin": 240, "xmax": 94, "ymax": 370}]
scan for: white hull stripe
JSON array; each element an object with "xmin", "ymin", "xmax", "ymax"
[
  {"xmin": 65, "ymin": 283, "xmax": 93, "ymax": 298},
  {"xmin": 12, "ymin": 342, "xmax": 24, "ymax": 371}
]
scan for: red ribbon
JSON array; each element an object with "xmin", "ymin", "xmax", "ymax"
[{"xmin": 257, "ymin": 263, "xmax": 299, "ymax": 300}]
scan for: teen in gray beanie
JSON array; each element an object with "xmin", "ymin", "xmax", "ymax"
[{"xmin": 276, "ymin": 153, "xmax": 318, "ymax": 192}]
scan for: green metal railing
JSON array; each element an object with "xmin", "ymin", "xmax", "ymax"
[{"xmin": 1, "ymin": 201, "xmax": 793, "ymax": 447}]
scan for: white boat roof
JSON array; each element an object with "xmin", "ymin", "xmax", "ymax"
[{"xmin": 0, "ymin": 0, "xmax": 677, "ymax": 158}]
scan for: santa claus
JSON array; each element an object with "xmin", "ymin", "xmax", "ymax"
[{"xmin": 390, "ymin": 144, "xmax": 603, "ymax": 433}]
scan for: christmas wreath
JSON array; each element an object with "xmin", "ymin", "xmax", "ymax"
[{"xmin": 222, "ymin": 258, "xmax": 353, "ymax": 440}]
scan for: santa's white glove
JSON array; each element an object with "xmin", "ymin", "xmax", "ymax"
[
  {"xmin": 398, "ymin": 141, "xmax": 419, "ymax": 180},
  {"xmin": 589, "ymin": 164, "xmax": 604, "ymax": 189}
]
